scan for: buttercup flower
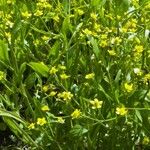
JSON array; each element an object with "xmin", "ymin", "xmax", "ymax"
[
  {"xmin": 34, "ymin": 10, "xmax": 43, "ymax": 16},
  {"xmin": 142, "ymin": 137, "xmax": 150, "ymax": 145},
  {"xmin": 49, "ymin": 66, "xmax": 58, "ymax": 75},
  {"xmin": 42, "ymin": 35, "xmax": 49, "ymax": 41},
  {"xmin": 90, "ymin": 98, "xmax": 103, "ymax": 109},
  {"xmin": 100, "ymin": 40, "xmax": 107, "ymax": 47},
  {"xmin": 133, "ymin": 68, "xmax": 142, "ymax": 76},
  {"xmin": 57, "ymin": 91, "xmax": 73, "ymax": 101},
  {"xmin": 85, "ymin": 73, "xmax": 95, "ymax": 79},
  {"xmin": 134, "ymin": 45, "xmax": 144, "ymax": 53},
  {"xmin": 124, "ymin": 83, "xmax": 134, "ymax": 93},
  {"xmin": 42, "ymin": 85, "xmax": 49, "ymax": 92},
  {"xmin": 77, "ymin": 9, "xmax": 84, "ymax": 15},
  {"xmin": 57, "ymin": 117, "xmax": 65, "ymax": 124},
  {"xmin": 53, "ymin": 15, "xmax": 60, "ymax": 22},
  {"xmin": 21, "ymin": 11, "xmax": 31, "ymax": 18},
  {"xmin": 144, "ymin": 73, "xmax": 150, "ymax": 82},
  {"xmin": 116, "ymin": 107, "xmax": 128, "ymax": 116},
  {"xmin": 82, "ymin": 28, "xmax": 92, "ymax": 35},
  {"xmin": 71, "ymin": 109, "xmax": 81, "ymax": 119},
  {"xmin": 90, "ymin": 13, "xmax": 97, "ymax": 20},
  {"xmin": 37, "ymin": 117, "xmax": 47, "ymax": 126},
  {"xmin": 111, "ymin": 37, "xmax": 122, "ymax": 45},
  {"xmin": 41, "ymin": 105, "xmax": 50, "ymax": 111},
  {"xmin": 0, "ymin": 71, "xmax": 5, "ymax": 81},
  {"xmin": 49, "ymin": 91, "xmax": 57, "ymax": 97},
  {"xmin": 60, "ymin": 73, "xmax": 70, "ymax": 80},
  {"xmin": 28, "ymin": 123, "xmax": 35, "ymax": 130},
  {"xmin": 108, "ymin": 50, "xmax": 116, "ymax": 56},
  {"xmin": 58, "ymin": 65, "xmax": 66, "ymax": 70}
]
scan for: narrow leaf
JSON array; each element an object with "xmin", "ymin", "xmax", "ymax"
[{"xmin": 0, "ymin": 40, "xmax": 9, "ymax": 64}]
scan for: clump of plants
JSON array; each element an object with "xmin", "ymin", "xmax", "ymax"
[{"xmin": 0, "ymin": 0, "xmax": 150, "ymax": 149}]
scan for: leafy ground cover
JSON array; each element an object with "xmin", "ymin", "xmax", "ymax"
[{"xmin": 0, "ymin": 0, "xmax": 150, "ymax": 149}]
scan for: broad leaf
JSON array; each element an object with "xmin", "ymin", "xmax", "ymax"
[{"xmin": 28, "ymin": 62, "xmax": 49, "ymax": 77}]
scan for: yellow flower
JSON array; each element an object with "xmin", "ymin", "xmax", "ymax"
[
  {"xmin": 37, "ymin": 1, "xmax": 52, "ymax": 9},
  {"xmin": 71, "ymin": 109, "xmax": 81, "ymax": 119},
  {"xmin": 117, "ymin": 15, "xmax": 121, "ymax": 20},
  {"xmin": 42, "ymin": 35, "xmax": 49, "ymax": 41},
  {"xmin": 28, "ymin": 123, "xmax": 35, "ymax": 130},
  {"xmin": 21, "ymin": 11, "xmax": 32, "ymax": 18},
  {"xmin": 143, "ymin": 73, "xmax": 150, "ymax": 83},
  {"xmin": 57, "ymin": 117, "xmax": 65, "ymax": 124},
  {"xmin": 49, "ymin": 66, "xmax": 58, "ymax": 75},
  {"xmin": 85, "ymin": 73, "xmax": 95, "ymax": 79},
  {"xmin": 37, "ymin": 0, "xmax": 47, "ymax": 2},
  {"xmin": 90, "ymin": 98, "xmax": 103, "ymax": 109},
  {"xmin": 41, "ymin": 105, "xmax": 50, "ymax": 111},
  {"xmin": 82, "ymin": 28, "xmax": 92, "ymax": 35},
  {"xmin": 108, "ymin": 50, "xmax": 116, "ymax": 56},
  {"xmin": 58, "ymin": 65, "xmax": 66, "ymax": 70},
  {"xmin": 57, "ymin": 91, "xmax": 73, "ymax": 101},
  {"xmin": 42, "ymin": 85, "xmax": 49, "ymax": 92},
  {"xmin": 127, "ymin": 19, "xmax": 137, "ymax": 28},
  {"xmin": 132, "ymin": 0, "xmax": 139, "ymax": 7},
  {"xmin": 144, "ymin": 3, "xmax": 150, "ymax": 9},
  {"xmin": 5, "ymin": 32, "xmax": 11, "ymax": 39},
  {"xmin": 134, "ymin": 37, "xmax": 141, "ymax": 44},
  {"xmin": 0, "ymin": 71, "xmax": 5, "ymax": 81},
  {"xmin": 7, "ymin": 0, "xmax": 14, "ymax": 4},
  {"xmin": 53, "ymin": 15, "xmax": 59, "ymax": 22},
  {"xmin": 121, "ymin": 27, "xmax": 127, "ymax": 33},
  {"xmin": 49, "ymin": 91, "xmax": 57, "ymax": 96},
  {"xmin": 60, "ymin": 73, "xmax": 70, "ymax": 80},
  {"xmin": 6, "ymin": 20, "xmax": 14, "ymax": 28},
  {"xmin": 116, "ymin": 107, "xmax": 128, "ymax": 116},
  {"xmin": 101, "ymin": 34, "xmax": 107, "ymax": 39},
  {"xmin": 142, "ymin": 137, "xmax": 150, "ymax": 145},
  {"xmin": 94, "ymin": 23, "xmax": 101, "ymax": 32},
  {"xmin": 133, "ymin": 68, "xmax": 142, "ymax": 76},
  {"xmin": 100, "ymin": 40, "xmax": 107, "ymax": 47},
  {"xmin": 77, "ymin": 9, "xmax": 84, "ymax": 15},
  {"xmin": 90, "ymin": 13, "xmax": 97, "ymax": 20},
  {"xmin": 37, "ymin": 117, "xmax": 47, "ymax": 126},
  {"xmin": 105, "ymin": 13, "xmax": 113, "ymax": 20},
  {"xmin": 33, "ymin": 39, "xmax": 40, "ymax": 46},
  {"xmin": 134, "ymin": 45, "xmax": 144, "ymax": 53},
  {"xmin": 111, "ymin": 37, "xmax": 122, "ymax": 45},
  {"xmin": 124, "ymin": 83, "xmax": 134, "ymax": 93},
  {"xmin": 34, "ymin": 10, "xmax": 43, "ymax": 16}
]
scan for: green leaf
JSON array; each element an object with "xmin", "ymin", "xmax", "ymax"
[
  {"xmin": 0, "ymin": 122, "xmax": 7, "ymax": 131},
  {"xmin": 20, "ymin": 62, "xmax": 27, "ymax": 75},
  {"xmin": 91, "ymin": 0, "xmax": 106, "ymax": 8},
  {"xmin": 48, "ymin": 41, "xmax": 60, "ymax": 56},
  {"xmin": 0, "ymin": 94, "xmax": 14, "ymax": 108},
  {"xmin": 61, "ymin": 16, "xmax": 72, "ymax": 34},
  {"xmin": 115, "ymin": 69, "xmax": 122, "ymax": 84},
  {"xmin": 90, "ymin": 37, "xmax": 100, "ymax": 59},
  {"xmin": 70, "ymin": 125, "xmax": 88, "ymax": 138},
  {"xmin": 135, "ymin": 109, "xmax": 143, "ymax": 123},
  {"xmin": 62, "ymin": 0, "xmax": 70, "ymax": 14},
  {"xmin": 3, "ymin": 117, "xmax": 38, "ymax": 147},
  {"xmin": 114, "ymin": 0, "xmax": 130, "ymax": 15},
  {"xmin": 0, "ymin": 40, "xmax": 9, "ymax": 64},
  {"xmin": 31, "ymin": 25, "xmax": 51, "ymax": 35},
  {"xmin": 24, "ymin": 73, "xmax": 38, "ymax": 89},
  {"xmin": 28, "ymin": 62, "xmax": 49, "ymax": 77},
  {"xmin": 0, "ymin": 108, "xmax": 25, "ymax": 124},
  {"xmin": 98, "ymin": 84, "xmax": 113, "ymax": 101}
]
